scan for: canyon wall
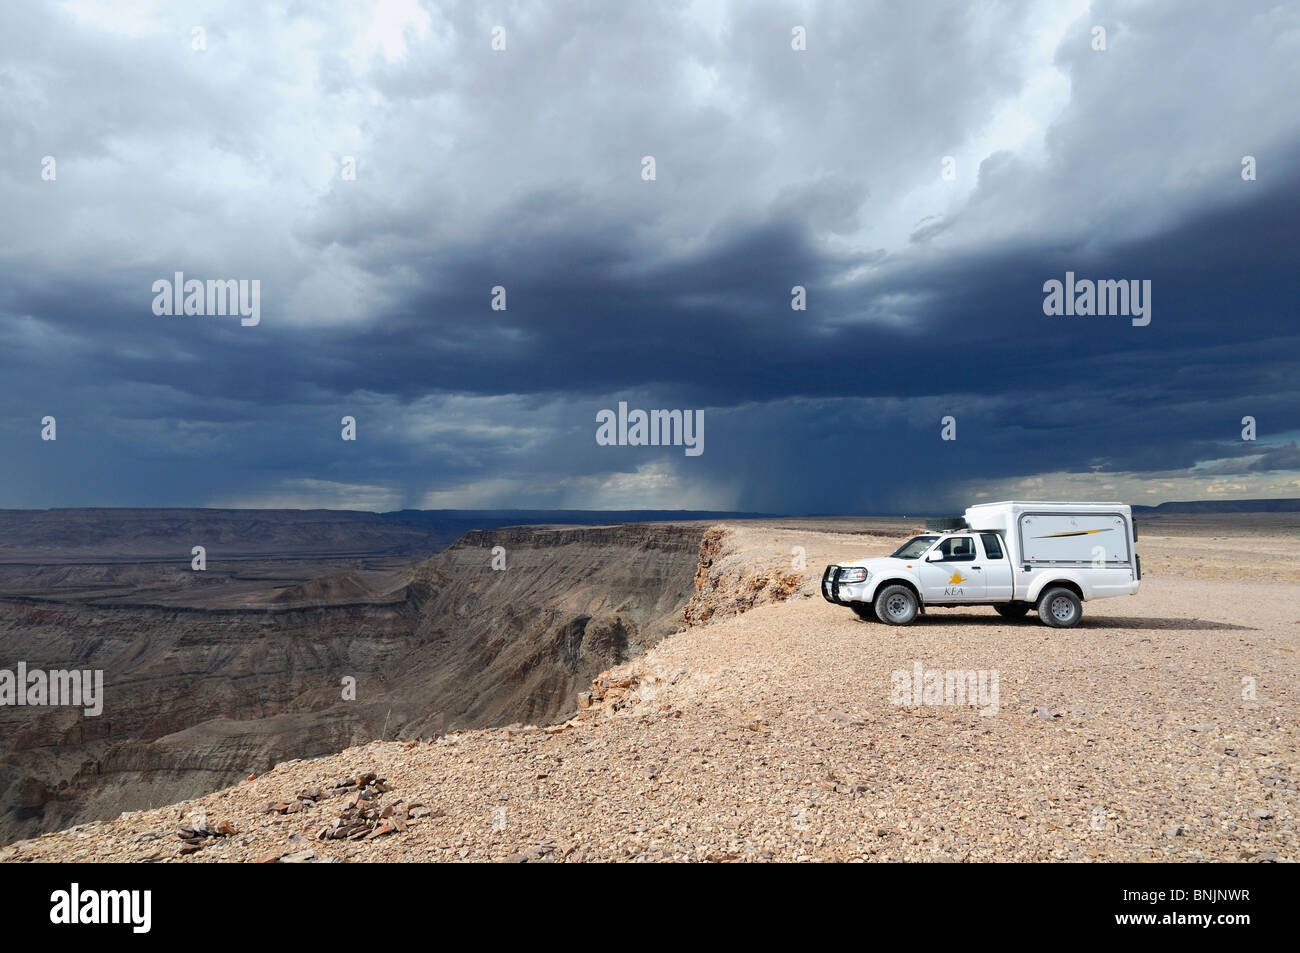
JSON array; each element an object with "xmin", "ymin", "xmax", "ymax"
[{"xmin": 0, "ymin": 522, "xmax": 707, "ymax": 844}]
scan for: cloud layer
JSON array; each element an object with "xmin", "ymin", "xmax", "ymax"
[{"xmin": 1, "ymin": 0, "xmax": 1297, "ymax": 512}]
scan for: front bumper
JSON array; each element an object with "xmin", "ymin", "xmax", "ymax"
[
  {"xmin": 822, "ymin": 565, "xmax": 870, "ymax": 605},
  {"xmin": 821, "ymin": 565, "xmax": 844, "ymax": 603}
]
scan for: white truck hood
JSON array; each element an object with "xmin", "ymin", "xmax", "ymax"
[{"xmin": 838, "ymin": 556, "xmax": 914, "ymax": 573}]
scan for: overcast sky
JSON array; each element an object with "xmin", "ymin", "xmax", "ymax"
[{"xmin": 1, "ymin": 0, "xmax": 1297, "ymax": 513}]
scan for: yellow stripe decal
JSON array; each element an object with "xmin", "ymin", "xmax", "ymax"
[{"xmin": 1035, "ymin": 529, "xmax": 1112, "ymax": 538}]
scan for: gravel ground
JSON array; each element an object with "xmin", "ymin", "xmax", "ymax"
[{"xmin": 3, "ymin": 526, "xmax": 1295, "ymax": 862}]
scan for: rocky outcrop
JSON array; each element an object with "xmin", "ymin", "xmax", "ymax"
[{"xmin": 683, "ymin": 525, "xmax": 805, "ymax": 627}]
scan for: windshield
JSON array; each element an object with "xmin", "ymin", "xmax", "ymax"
[{"xmin": 890, "ymin": 535, "xmax": 939, "ymax": 559}]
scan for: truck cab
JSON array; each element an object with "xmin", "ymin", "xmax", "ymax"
[{"xmin": 822, "ymin": 501, "xmax": 1140, "ymax": 628}]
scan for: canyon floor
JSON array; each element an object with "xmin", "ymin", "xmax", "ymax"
[{"xmin": 4, "ymin": 518, "xmax": 1297, "ymax": 862}]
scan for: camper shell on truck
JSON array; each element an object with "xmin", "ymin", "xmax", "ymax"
[{"xmin": 821, "ymin": 501, "xmax": 1140, "ymax": 628}]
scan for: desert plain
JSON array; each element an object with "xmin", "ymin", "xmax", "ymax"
[{"xmin": 3, "ymin": 513, "xmax": 1295, "ymax": 862}]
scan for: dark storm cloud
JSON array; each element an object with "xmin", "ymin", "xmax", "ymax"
[{"xmin": 0, "ymin": 0, "xmax": 1297, "ymax": 510}]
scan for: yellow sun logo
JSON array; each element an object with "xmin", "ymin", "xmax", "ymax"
[{"xmin": 947, "ymin": 572, "xmax": 966, "ymax": 585}]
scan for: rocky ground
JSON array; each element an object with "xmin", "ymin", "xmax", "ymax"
[{"xmin": 3, "ymin": 522, "xmax": 1295, "ymax": 862}]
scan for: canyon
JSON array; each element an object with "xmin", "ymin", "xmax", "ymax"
[{"xmin": 0, "ymin": 509, "xmax": 718, "ymax": 844}]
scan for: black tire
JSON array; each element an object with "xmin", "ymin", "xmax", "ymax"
[
  {"xmin": 874, "ymin": 585, "xmax": 918, "ymax": 626},
  {"xmin": 851, "ymin": 603, "xmax": 877, "ymax": 622},
  {"xmin": 1037, "ymin": 587, "xmax": 1082, "ymax": 628},
  {"xmin": 994, "ymin": 603, "xmax": 1031, "ymax": 619}
]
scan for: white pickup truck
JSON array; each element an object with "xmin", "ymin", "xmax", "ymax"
[{"xmin": 821, "ymin": 501, "xmax": 1141, "ymax": 628}]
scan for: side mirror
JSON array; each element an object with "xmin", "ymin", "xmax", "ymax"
[{"xmin": 926, "ymin": 551, "xmax": 944, "ymax": 562}]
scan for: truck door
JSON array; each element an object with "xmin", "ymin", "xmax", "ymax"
[
  {"xmin": 918, "ymin": 535, "xmax": 987, "ymax": 602},
  {"xmin": 978, "ymin": 533, "xmax": 1014, "ymax": 600}
]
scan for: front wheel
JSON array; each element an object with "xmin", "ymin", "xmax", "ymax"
[
  {"xmin": 994, "ymin": 603, "xmax": 1030, "ymax": 619},
  {"xmin": 1037, "ymin": 587, "xmax": 1082, "ymax": 628},
  {"xmin": 874, "ymin": 585, "xmax": 919, "ymax": 626}
]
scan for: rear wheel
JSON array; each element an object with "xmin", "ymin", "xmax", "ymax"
[
  {"xmin": 874, "ymin": 585, "xmax": 918, "ymax": 626},
  {"xmin": 851, "ymin": 603, "xmax": 877, "ymax": 622},
  {"xmin": 1037, "ymin": 587, "xmax": 1082, "ymax": 628},
  {"xmin": 994, "ymin": 603, "xmax": 1030, "ymax": 619}
]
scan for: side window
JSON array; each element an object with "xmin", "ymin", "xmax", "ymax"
[
  {"xmin": 980, "ymin": 533, "xmax": 1004, "ymax": 559},
  {"xmin": 938, "ymin": 536, "xmax": 976, "ymax": 561}
]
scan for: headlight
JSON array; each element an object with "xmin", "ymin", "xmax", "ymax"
[{"xmin": 838, "ymin": 567, "xmax": 868, "ymax": 584}]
